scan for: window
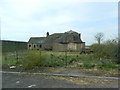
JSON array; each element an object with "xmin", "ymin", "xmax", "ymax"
[
  {"xmin": 29, "ymin": 45, "xmax": 31, "ymax": 47},
  {"xmin": 40, "ymin": 45, "xmax": 42, "ymax": 48},
  {"xmin": 34, "ymin": 45, "xmax": 36, "ymax": 48}
]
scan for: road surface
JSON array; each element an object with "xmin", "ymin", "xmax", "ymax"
[{"xmin": 2, "ymin": 72, "xmax": 119, "ymax": 88}]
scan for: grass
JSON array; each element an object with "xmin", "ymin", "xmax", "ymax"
[
  {"xmin": 46, "ymin": 76, "xmax": 117, "ymax": 85},
  {"xmin": 81, "ymin": 68, "xmax": 119, "ymax": 77},
  {"xmin": 0, "ymin": 54, "xmax": 2, "ymax": 69},
  {"xmin": 0, "ymin": 54, "xmax": 2, "ymax": 64},
  {"xmin": 2, "ymin": 55, "xmax": 18, "ymax": 65},
  {"xmin": 97, "ymin": 63, "xmax": 119, "ymax": 69},
  {"xmin": 2, "ymin": 50, "xmax": 119, "ymax": 77},
  {"xmin": 2, "ymin": 50, "xmax": 120, "ymax": 71},
  {"xmin": 2, "ymin": 42, "xmax": 27, "ymax": 53}
]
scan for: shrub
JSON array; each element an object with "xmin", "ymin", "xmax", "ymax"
[
  {"xmin": 90, "ymin": 38, "xmax": 118, "ymax": 63},
  {"xmin": 90, "ymin": 44, "xmax": 107, "ymax": 59},
  {"xmin": 22, "ymin": 50, "xmax": 48, "ymax": 70},
  {"xmin": 104, "ymin": 40, "xmax": 118, "ymax": 63},
  {"xmin": 43, "ymin": 58, "xmax": 64, "ymax": 67}
]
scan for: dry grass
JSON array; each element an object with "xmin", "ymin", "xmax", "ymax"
[
  {"xmin": 81, "ymin": 68, "xmax": 119, "ymax": 77},
  {"xmin": 49, "ymin": 67, "xmax": 66, "ymax": 73},
  {"xmin": 33, "ymin": 67, "xmax": 119, "ymax": 77},
  {"xmin": 46, "ymin": 76, "xmax": 118, "ymax": 85}
]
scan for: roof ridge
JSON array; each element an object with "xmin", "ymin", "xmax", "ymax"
[{"xmin": 30, "ymin": 37, "xmax": 45, "ymax": 38}]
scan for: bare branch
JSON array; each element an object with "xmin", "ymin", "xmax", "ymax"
[{"xmin": 95, "ymin": 32, "xmax": 104, "ymax": 44}]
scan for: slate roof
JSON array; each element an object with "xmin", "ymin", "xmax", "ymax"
[
  {"xmin": 55, "ymin": 31, "xmax": 83, "ymax": 43},
  {"xmin": 66, "ymin": 30, "xmax": 78, "ymax": 33},
  {"xmin": 28, "ymin": 37, "xmax": 46, "ymax": 44},
  {"xmin": 28, "ymin": 30, "xmax": 84, "ymax": 44},
  {"xmin": 44, "ymin": 33, "xmax": 63, "ymax": 43}
]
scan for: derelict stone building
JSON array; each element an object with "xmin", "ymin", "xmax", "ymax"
[{"xmin": 28, "ymin": 30, "xmax": 85, "ymax": 51}]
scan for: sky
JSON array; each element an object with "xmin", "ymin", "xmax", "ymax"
[{"xmin": 0, "ymin": 0, "xmax": 119, "ymax": 45}]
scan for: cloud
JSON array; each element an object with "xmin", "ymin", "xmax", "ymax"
[{"xmin": 0, "ymin": 0, "xmax": 118, "ymax": 45}]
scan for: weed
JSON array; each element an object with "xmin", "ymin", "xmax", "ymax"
[{"xmin": 2, "ymin": 50, "xmax": 120, "ymax": 70}]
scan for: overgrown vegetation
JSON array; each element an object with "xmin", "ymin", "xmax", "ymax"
[
  {"xmin": 2, "ymin": 50, "xmax": 119, "ymax": 70},
  {"xmin": 2, "ymin": 37, "xmax": 119, "ymax": 71},
  {"xmin": 22, "ymin": 51, "xmax": 48, "ymax": 70},
  {"xmin": 90, "ymin": 38, "xmax": 119, "ymax": 64}
]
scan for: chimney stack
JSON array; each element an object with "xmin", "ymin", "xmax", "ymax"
[
  {"xmin": 78, "ymin": 33, "xmax": 81, "ymax": 39},
  {"xmin": 47, "ymin": 32, "xmax": 49, "ymax": 37}
]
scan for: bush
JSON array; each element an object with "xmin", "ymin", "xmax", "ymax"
[
  {"xmin": 43, "ymin": 59, "xmax": 65, "ymax": 67},
  {"xmin": 22, "ymin": 50, "xmax": 48, "ymax": 70},
  {"xmin": 90, "ymin": 44, "xmax": 108, "ymax": 59},
  {"xmin": 104, "ymin": 40, "xmax": 118, "ymax": 63},
  {"xmin": 90, "ymin": 38, "xmax": 118, "ymax": 63}
]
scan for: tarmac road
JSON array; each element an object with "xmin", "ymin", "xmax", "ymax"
[{"xmin": 2, "ymin": 72, "xmax": 119, "ymax": 88}]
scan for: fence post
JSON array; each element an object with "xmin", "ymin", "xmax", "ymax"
[
  {"xmin": 15, "ymin": 51, "xmax": 19, "ymax": 64},
  {"xmin": 65, "ymin": 50, "xmax": 67, "ymax": 66}
]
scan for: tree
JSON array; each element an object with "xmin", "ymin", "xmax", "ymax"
[
  {"xmin": 104, "ymin": 38, "xmax": 119, "ymax": 63},
  {"xmin": 90, "ymin": 43, "xmax": 107, "ymax": 60},
  {"xmin": 95, "ymin": 32, "xmax": 104, "ymax": 44},
  {"xmin": 90, "ymin": 38, "xmax": 119, "ymax": 63}
]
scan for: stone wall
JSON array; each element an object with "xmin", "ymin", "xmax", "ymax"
[
  {"xmin": 28, "ymin": 43, "xmax": 43, "ymax": 50},
  {"xmin": 53, "ymin": 42, "xmax": 85, "ymax": 52},
  {"xmin": 67, "ymin": 43, "xmax": 77, "ymax": 51},
  {"xmin": 53, "ymin": 43, "xmax": 67, "ymax": 51},
  {"xmin": 28, "ymin": 42, "xmax": 85, "ymax": 52}
]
